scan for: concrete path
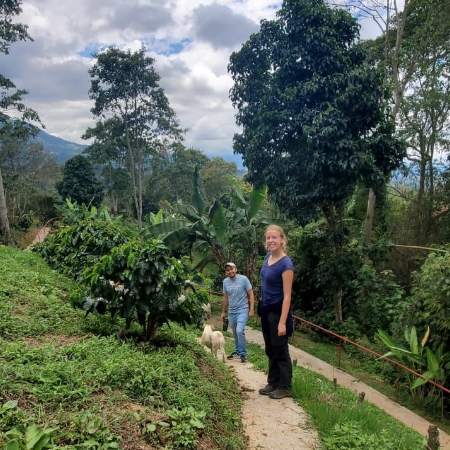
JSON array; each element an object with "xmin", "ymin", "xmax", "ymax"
[{"xmin": 243, "ymin": 326, "xmax": 450, "ymax": 449}]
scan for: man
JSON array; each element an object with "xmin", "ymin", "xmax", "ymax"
[{"xmin": 221, "ymin": 262, "xmax": 254, "ymax": 363}]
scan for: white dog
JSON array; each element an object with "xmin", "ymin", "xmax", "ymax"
[
  {"xmin": 201, "ymin": 324, "xmax": 225, "ymax": 362},
  {"xmin": 201, "ymin": 302, "xmax": 212, "ymax": 319}
]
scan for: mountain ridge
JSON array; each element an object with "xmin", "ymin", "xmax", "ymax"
[
  {"xmin": 32, "ymin": 129, "xmax": 87, "ymax": 164},
  {"xmin": 33, "ymin": 128, "xmax": 246, "ymax": 171}
]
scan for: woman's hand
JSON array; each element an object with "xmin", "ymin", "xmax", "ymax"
[{"xmin": 278, "ymin": 322, "xmax": 287, "ymax": 336}]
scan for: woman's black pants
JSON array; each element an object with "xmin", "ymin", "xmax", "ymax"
[{"xmin": 261, "ymin": 311, "xmax": 292, "ymax": 389}]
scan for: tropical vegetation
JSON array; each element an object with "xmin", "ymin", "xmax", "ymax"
[
  {"xmin": 0, "ymin": 242, "xmax": 425, "ymax": 450},
  {"xmin": 1, "ymin": 0, "xmax": 450, "ymax": 445}
]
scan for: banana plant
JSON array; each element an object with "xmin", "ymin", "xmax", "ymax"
[
  {"xmin": 142, "ymin": 168, "xmax": 237, "ymax": 271},
  {"xmin": 377, "ymin": 327, "xmax": 426, "ymax": 369},
  {"xmin": 378, "ymin": 326, "xmax": 450, "ymax": 400},
  {"xmin": 410, "ymin": 344, "xmax": 450, "ymax": 389}
]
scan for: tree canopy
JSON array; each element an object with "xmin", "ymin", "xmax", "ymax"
[
  {"xmin": 86, "ymin": 47, "xmax": 184, "ymax": 226},
  {"xmin": 56, "ymin": 155, "xmax": 104, "ymax": 208},
  {"xmin": 228, "ymin": 0, "xmax": 405, "ymax": 224}
]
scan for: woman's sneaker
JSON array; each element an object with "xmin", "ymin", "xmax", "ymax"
[
  {"xmin": 269, "ymin": 388, "xmax": 292, "ymax": 399},
  {"xmin": 227, "ymin": 351, "xmax": 240, "ymax": 360},
  {"xmin": 240, "ymin": 355, "xmax": 248, "ymax": 363},
  {"xmin": 258, "ymin": 384, "xmax": 276, "ymax": 395}
]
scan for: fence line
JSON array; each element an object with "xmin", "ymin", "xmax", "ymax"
[
  {"xmin": 292, "ymin": 315, "xmax": 450, "ymax": 396},
  {"xmin": 207, "ymin": 290, "xmax": 450, "ymax": 397}
]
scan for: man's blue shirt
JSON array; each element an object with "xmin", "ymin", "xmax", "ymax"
[{"xmin": 223, "ymin": 274, "xmax": 252, "ymax": 313}]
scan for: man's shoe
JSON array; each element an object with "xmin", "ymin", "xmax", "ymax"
[
  {"xmin": 227, "ymin": 351, "xmax": 240, "ymax": 360},
  {"xmin": 240, "ymin": 355, "xmax": 248, "ymax": 363},
  {"xmin": 269, "ymin": 388, "xmax": 292, "ymax": 400},
  {"xmin": 258, "ymin": 384, "xmax": 276, "ymax": 395}
]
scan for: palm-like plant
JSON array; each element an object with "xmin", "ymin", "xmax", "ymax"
[
  {"xmin": 142, "ymin": 170, "xmax": 279, "ymax": 289},
  {"xmin": 378, "ymin": 326, "xmax": 450, "ymax": 416},
  {"xmin": 142, "ymin": 166, "xmax": 229, "ymax": 270}
]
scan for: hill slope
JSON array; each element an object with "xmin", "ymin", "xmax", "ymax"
[{"xmin": 32, "ymin": 129, "xmax": 87, "ymax": 163}]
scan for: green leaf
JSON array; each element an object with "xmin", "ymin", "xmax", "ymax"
[
  {"xmin": 6, "ymin": 442, "xmax": 20, "ymax": 450},
  {"xmin": 3, "ymin": 400, "xmax": 18, "ymax": 410},
  {"xmin": 209, "ymin": 200, "xmax": 227, "ymax": 239},
  {"xmin": 409, "ymin": 327, "xmax": 418, "ymax": 355},
  {"xmin": 426, "ymin": 347, "xmax": 439, "ymax": 373},
  {"xmin": 247, "ymin": 185, "xmax": 267, "ymax": 220},
  {"xmin": 411, "ymin": 371, "xmax": 434, "ymax": 389},
  {"xmin": 191, "ymin": 165, "xmax": 206, "ymax": 216},
  {"xmin": 172, "ymin": 204, "xmax": 201, "ymax": 222}
]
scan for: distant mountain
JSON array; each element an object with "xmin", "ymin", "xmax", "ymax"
[
  {"xmin": 32, "ymin": 128, "xmax": 248, "ymax": 174},
  {"xmin": 32, "ymin": 129, "xmax": 87, "ymax": 164}
]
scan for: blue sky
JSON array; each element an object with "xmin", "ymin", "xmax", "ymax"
[{"xmin": 2, "ymin": 0, "xmax": 386, "ymax": 164}]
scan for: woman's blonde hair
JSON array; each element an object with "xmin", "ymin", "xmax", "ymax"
[{"xmin": 264, "ymin": 224, "xmax": 288, "ymax": 252}]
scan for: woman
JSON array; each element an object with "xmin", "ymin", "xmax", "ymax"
[{"xmin": 258, "ymin": 225, "xmax": 294, "ymax": 400}]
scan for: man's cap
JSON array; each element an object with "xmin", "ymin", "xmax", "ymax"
[{"xmin": 225, "ymin": 262, "xmax": 236, "ymax": 268}]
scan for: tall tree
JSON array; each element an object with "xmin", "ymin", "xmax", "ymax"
[
  {"xmin": 201, "ymin": 157, "xmax": 237, "ymax": 203},
  {"xmin": 228, "ymin": 0, "xmax": 404, "ymax": 322},
  {"xmin": 56, "ymin": 155, "xmax": 104, "ymax": 208},
  {"xmin": 150, "ymin": 144, "xmax": 209, "ymax": 205},
  {"xmin": 83, "ymin": 117, "xmax": 131, "ymax": 216},
  {"xmin": 87, "ymin": 47, "xmax": 184, "ymax": 227},
  {"xmin": 1, "ymin": 137, "xmax": 58, "ymax": 222},
  {"xmin": 0, "ymin": 0, "xmax": 42, "ymax": 245}
]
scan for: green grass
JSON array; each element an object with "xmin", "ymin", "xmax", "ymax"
[
  {"xmin": 0, "ymin": 246, "xmax": 246, "ymax": 450},
  {"xmin": 292, "ymin": 330, "xmax": 450, "ymax": 435},
  {"xmin": 247, "ymin": 343, "xmax": 425, "ymax": 449},
  {"xmin": 247, "ymin": 314, "xmax": 450, "ymax": 437}
]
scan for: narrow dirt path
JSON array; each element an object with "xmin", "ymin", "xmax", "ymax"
[
  {"xmin": 28, "ymin": 226, "xmax": 51, "ymax": 247},
  {"xmin": 227, "ymin": 357, "xmax": 319, "ymax": 449},
  {"xmin": 209, "ymin": 314, "xmax": 450, "ymax": 450}
]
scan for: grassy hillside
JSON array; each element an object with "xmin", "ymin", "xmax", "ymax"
[{"xmin": 0, "ymin": 246, "xmax": 246, "ymax": 449}]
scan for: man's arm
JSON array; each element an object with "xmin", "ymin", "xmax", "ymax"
[
  {"xmin": 221, "ymin": 293, "xmax": 229, "ymax": 320},
  {"xmin": 247, "ymin": 289, "xmax": 255, "ymax": 318}
]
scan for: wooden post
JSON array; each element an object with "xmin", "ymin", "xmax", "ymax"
[
  {"xmin": 426, "ymin": 425, "xmax": 440, "ymax": 450},
  {"xmin": 356, "ymin": 392, "xmax": 365, "ymax": 405}
]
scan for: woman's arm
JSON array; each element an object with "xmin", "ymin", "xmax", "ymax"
[{"xmin": 278, "ymin": 269, "xmax": 294, "ymax": 336}]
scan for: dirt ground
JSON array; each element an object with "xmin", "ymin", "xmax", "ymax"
[
  {"xmin": 227, "ymin": 356, "xmax": 319, "ymax": 449},
  {"xmin": 28, "ymin": 227, "xmax": 51, "ymax": 247},
  {"xmin": 208, "ymin": 315, "xmax": 450, "ymax": 450}
]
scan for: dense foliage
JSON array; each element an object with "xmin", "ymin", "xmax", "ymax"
[
  {"xmin": 34, "ymin": 202, "xmax": 207, "ymax": 342},
  {"xmin": 56, "ymin": 155, "xmax": 104, "ymax": 208},
  {"xmin": 228, "ymin": 0, "xmax": 405, "ymax": 224},
  {"xmin": 0, "ymin": 246, "xmax": 246, "ymax": 449}
]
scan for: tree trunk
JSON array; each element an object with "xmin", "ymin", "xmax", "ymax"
[
  {"xmin": 0, "ymin": 166, "xmax": 13, "ymax": 245},
  {"xmin": 322, "ymin": 205, "xmax": 344, "ymax": 323},
  {"xmin": 124, "ymin": 127, "xmax": 140, "ymax": 226},
  {"xmin": 334, "ymin": 286, "xmax": 343, "ymax": 323},
  {"xmin": 363, "ymin": 189, "xmax": 376, "ymax": 263}
]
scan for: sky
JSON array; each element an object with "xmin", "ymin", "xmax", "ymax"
[{"xmin": 1, "ymin": 0, "xmax": 385, "ymax": 165}]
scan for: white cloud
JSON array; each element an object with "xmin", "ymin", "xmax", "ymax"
[{"xmin": 3, "ymin": 0, "xmax": 390, "ymax": 164}]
